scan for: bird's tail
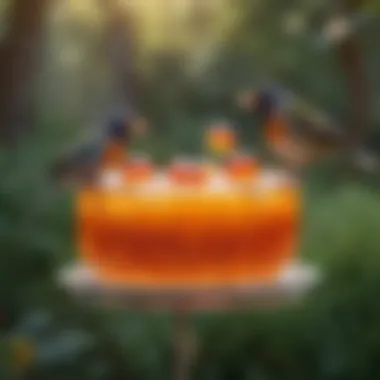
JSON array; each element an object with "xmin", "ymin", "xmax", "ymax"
[{"xmin": 50, "ymin": 155, "xmax": 99, "ymax": 186}]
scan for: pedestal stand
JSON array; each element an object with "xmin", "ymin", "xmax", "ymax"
[{"xmin": 59, "ymin": 261, "xmax": 320, "ymax": 380}]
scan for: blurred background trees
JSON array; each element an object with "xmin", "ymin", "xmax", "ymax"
[
  {"xmin": 1, "ymin": 0, "xmax": 380, "ymax": 379},
  {"xmin": 0, "ymin": 0, "xmax": 49, "ymax": 141}
]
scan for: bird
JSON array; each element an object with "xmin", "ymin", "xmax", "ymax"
[
  {"xmin": 51, "ymin": 112, "xmax": 148, "ymax": 186},
  {"xmin": 235, "ymin": 86, "xmax": 380, "ymax": 174}
]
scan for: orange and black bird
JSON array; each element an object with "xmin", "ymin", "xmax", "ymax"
[
  {"xmin": 235, "ymin": 86, "xmax": 380, "ymax": 173},
  {"xmin": 51, "ymin": 111, "xmax": 147, "ymax": 185},
  {"xmin": 236, "ymin": 86, "xmax": 346, "ymax": 167}
]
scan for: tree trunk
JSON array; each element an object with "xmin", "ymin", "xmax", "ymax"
[
  {"xmin": 334, "ymin": 0, "xmax": 371, "ymax": 146},
  {"xmin": 99, "ymin": 0, "xmax": 141, "ymax": 115},
  {"xmin": 0, "ymin": 0, "xmax": 49, "ymax": 144}
]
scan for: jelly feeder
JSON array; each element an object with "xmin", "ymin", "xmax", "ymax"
[{"xmin": 59, "ymin": 127, "xmax": 320, "ymax": 380}]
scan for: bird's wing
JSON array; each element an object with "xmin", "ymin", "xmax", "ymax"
[
  {"xmin": 71, "ymin": 143, "xmax": 103, "ymax": 165},
  {"xmin": 54, "ymin": 142, "xmax": 103, "ymax": 177}
]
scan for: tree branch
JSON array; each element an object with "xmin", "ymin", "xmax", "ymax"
[{"xmin": 332, "ymin": 0, "xmax": 371, "ymax": 148}]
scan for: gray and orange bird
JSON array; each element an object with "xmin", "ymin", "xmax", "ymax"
[{"xmin": 51, "ymin": 111, "xmax": 147, "ymax": 185}]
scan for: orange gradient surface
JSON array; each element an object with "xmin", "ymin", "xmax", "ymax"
[{"xmin": 77, "ymin": 172, "xmax": 300, "ymax": 287}]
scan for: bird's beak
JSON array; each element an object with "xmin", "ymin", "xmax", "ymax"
[
  {"xmin": 235, "ymin": 90, "xmax": 259, "ymax": 111},
  {"xmin": 132, "ymin": 117, "xmax": 148, "ymax": 137}
]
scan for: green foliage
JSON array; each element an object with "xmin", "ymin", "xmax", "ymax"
[{"xmin": 1, "ymin": 0, "xmax": 380, "ymax": 378}]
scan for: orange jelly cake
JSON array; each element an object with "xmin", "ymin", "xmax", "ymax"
[{"xmin": 77, "ymin": 165, "xmax": 300, "ymax": 287}]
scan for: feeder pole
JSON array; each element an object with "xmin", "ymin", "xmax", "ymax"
[
  {"xmin": 172, "ymin": 309, "xmax": 197, "ymax": 380},
  {"xmin": 59, "ymin": 262, "xmax": 320, "ymax": 380}
]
